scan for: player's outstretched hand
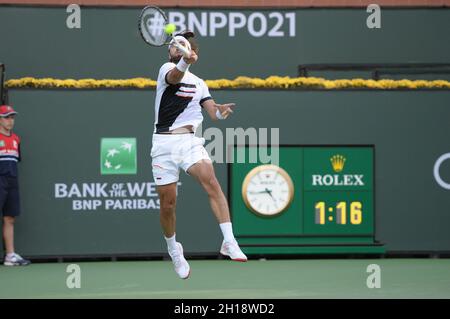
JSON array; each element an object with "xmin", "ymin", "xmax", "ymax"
[{"xmin": 217, "ymin": 103, "xmax": 236, "ymax": 119}]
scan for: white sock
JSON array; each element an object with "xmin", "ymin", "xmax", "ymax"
[
  {"xmin": 6, "ymin": 253, "xmax": 15, "ymax": 258},
  {"xmin": 220, "ymin": 222, "xmax": 235, "ymax": 242},
  {"xmin": 164, "ymin": 234, "xmax": 178, "ymax": 253}
]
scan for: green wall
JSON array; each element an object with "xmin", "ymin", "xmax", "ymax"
[
  {"xmin": 0, "ymin": 6, "xmax": 449, "ymax": 257},
  {"xmin": 0, "ymin": 89, "xmax": 448, "ymax": 257}
]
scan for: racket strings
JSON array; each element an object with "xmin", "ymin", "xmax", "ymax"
[{"xmin": 141, "ymin": 9, "xmax": 168, "ymax": 46}]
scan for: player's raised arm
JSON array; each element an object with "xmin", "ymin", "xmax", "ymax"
[{"xmin": 166, "ymin": 50, "xmax": 198, "ymax": 85}]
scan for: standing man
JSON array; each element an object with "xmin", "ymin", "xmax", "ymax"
[
  {"xmin": 151, "ymin": 31, "xmax": 247, "ymax": 279},
  {"xmin": 0, "ymin": 105, "xmax": 30, "ymax": 266}
]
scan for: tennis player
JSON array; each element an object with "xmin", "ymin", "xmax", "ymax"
[
  {"xmin": 0, "ymin": 105, "xmax": 30, "ymax": 266},
  {"xmin": 151, "ymin": 31, "xmax": 247, "ymax": 279}
]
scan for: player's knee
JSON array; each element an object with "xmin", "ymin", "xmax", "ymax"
[
  {"xmin": 202, "ymin": 176, "xmax": 220, "ymax": 195},
  {"xmin": 160, "ymin": 196, "xmax": 176, "ymax": 212}
]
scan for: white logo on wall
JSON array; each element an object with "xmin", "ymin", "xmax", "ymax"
[
  {"xmin": 434, "ymin": 153, "xmax": 450, "ymax": 190},
  {"xmin": 168, "ymin": 11, "xmax": 296, "ymax": 37},
  {"xmin": 53, "ymin": 137, "xmax": 181, "ymax": 212},
  {"xmin": 54, "ymin": 182, "xmax": 174, "ymax": 211}
]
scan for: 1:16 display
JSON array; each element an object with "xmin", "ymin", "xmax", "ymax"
[{"xmin": 315, "ymin": 201, "xmax": 362, "ymax": 225}]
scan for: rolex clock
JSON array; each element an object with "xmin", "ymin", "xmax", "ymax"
[
  {"xmin": 241, "ymin": 164, "xmax": 294, "ymax": 217},
  {"xmin": 231, "ymin": 146, "xmax": 382, "ymax": 255}
]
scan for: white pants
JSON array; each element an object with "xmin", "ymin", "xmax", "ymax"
[{"xmin": 151, "ymin": 133, "xmax": 211, "ymax": 185}]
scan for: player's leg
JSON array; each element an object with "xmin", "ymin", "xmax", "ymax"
[
  {"xmin": 187, "ymin": 159, "xmax": 247, "ymax": 262},
  {"xmin": 151, "ymin": 134, "xmax": 180, "ymax": 243},
  {"xmin": 157, "ymin": 182, "xmax": 178, "ymax": 238},
  {"xmin": 157, "ymin": 183, "xmax": 190, "ymax": 279},
  {"xmin": 152, "ymin": 134, "xmax": 190, "ymax": 279},
  {"xmin": 187, "ymin": 159, "xmax": 229, "ymax": 223}
]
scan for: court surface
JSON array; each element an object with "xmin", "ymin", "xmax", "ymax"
[{"xmin": 1, "ymin": 259, "xmax": 449, "ymax": 298}]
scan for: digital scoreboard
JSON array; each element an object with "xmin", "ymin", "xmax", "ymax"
[{"xmin": 229, "ymin": 146, "xmax": 384, "ymax": 255}]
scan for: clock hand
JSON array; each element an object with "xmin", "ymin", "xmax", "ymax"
[
  {"xmin": 248, "ymin": 190, "xmax": 269, "ymax": 195},
  {"xmin": 265, "ymin": 188, "xmax": 276, "ymax": 202}
]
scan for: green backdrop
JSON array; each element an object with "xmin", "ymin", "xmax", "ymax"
[
  {"xmin": 0, "ymin": 89, "xmax": 447, "ymax": 257},
  {"xmin": 0, "ymin": 6, "xmax": 449, "ymax": 257}
]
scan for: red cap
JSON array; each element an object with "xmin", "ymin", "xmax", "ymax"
[{"xmin": 0, "ymin": 105, "xmax": 18, "ymax": 117}]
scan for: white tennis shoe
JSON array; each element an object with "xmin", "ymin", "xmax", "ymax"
[
  {"xmin": 3, "ymin": 253, "xmax": 31, "ymax": 266},
  {"xmin": 169, "ymin": 242, "xmax": 190, "ymax": 279},
  {"xmin": 220, "ymin": 240, "xmax": 248, "ymax": 262}
]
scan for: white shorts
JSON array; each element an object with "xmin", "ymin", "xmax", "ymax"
[{"xmin": 151, "ymin": 133, "xmax": 211, "ymax": 185}]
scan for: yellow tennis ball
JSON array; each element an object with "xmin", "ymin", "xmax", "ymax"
[{"xmin": 164, "ymin": 23, "xmax": 176, "ymax": 35}]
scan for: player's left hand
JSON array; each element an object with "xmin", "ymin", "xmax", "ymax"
[{"xmin": 216, "ymin": 103, "xmax": 235, "ymax": 119}]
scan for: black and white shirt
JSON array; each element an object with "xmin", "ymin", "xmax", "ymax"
[{"xmin": 153, "ymin": 62, "xmax": 212, "ymax": 133}]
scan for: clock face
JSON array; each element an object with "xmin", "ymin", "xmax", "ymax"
[{"xmin": 242, "ymin": 165, "xmax": 294, "ymax": 217}]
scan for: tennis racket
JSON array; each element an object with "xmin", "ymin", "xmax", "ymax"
[{"xmin": 138, "ymin": 6, "xmax": 191, "ymax": 58}]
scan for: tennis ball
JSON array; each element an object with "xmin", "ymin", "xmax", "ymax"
[{"xmin": 164, "ymin": 23, "xmax": 176, "ymax": 35}]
